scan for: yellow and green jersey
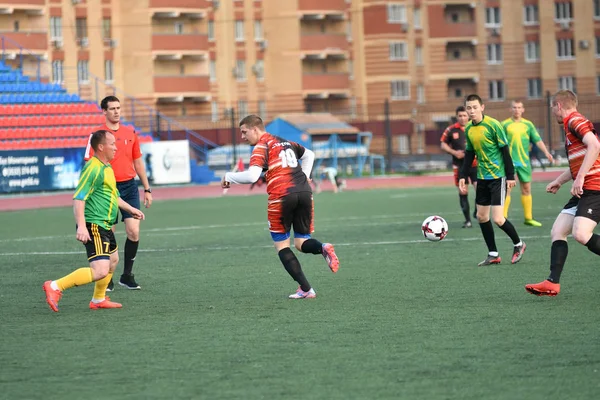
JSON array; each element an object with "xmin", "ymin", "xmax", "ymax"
[
  {"xmin": 73, "ymin": 157, "xmax": 119, "ymax": 230},
  {"xmin": 465, "ymin": 115, "xmax": 509, "ymax": 180},
  {"xmin": 501, "ymin": 117, "xmax": 541, "ymax": 167}
]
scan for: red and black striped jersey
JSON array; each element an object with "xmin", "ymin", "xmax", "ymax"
[
  {"xmin": 563, "ymin": 111, "xmax": 600, "ymax": 191},
  {"xmin": 440, "ymin": 122, "xmax": 477, "ymax": 167},
  {"xmin": 249, "ymin": 133, "xmax": 312, "ymax": 199}
]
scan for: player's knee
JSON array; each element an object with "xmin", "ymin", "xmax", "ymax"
[
  {"xmin": 125, "ymin": 227, "xmax": 140, "ymax": 241},
  {"xmin": 571, "ymin": 228, "xmax": 591, "ymax": 245},
  {"xmin": 491, "ymin": 215, "xmax": 505, "ymax": 226}
]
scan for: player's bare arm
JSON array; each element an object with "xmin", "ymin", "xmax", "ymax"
[
  {"xmin": 535, "ymin": 141, "xmax": 554, "ymax": 164},
  {"xmin": 133, "ymin": 157, "xmax": 152, "ymax": 208},
  {"xmin": 73, "ymin": 200, "xmax": 90, "ymax": 243},
  {"xmin": 571, "ymin": 133, "xmax": 600, "ymax": 197},
  {"xmin": 440, "ymin": 142, "xmax": 464, "ymax": 159},
  {"xmin": 118, "ymin": 197, "xmax": 145, "ymax": 220},
  {"xmin": 546, "ymin": 170, "xmax": 572, "ymax": 194}
]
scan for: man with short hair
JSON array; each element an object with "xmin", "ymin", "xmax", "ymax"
[
  {"xmin": 84, "ymin": 96, "xmax": 152, "ymax": 291},
  {"xmin": 441, "ymin": 106, "xmax": 477, "ymax": 228},
  {"xmin": 459, "ymin": 94, "xmax": 526, "ymax": 266},
  {"xmin": 526, "ymin": 90, "xmax": 600, "ymax": 296},
  {"xmin": 502, "ymin": 100, "xmax": 554, "ymax": 226},
  {"xmin": 43, "ymin": 130, "xmax": 145, "ymax": 312},
  {"xmin": 222, "ymin": 115, "xmax": 340, "ymax": 299}
]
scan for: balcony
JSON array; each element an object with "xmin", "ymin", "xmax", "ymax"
[
  {"xmin": 152, "ymin": 34, "xmax": 208, "ymax": 60},
  {"xmin": 428, "ymin": 4, "xmax": 476, "ymax": 39},
  {"xmin": 154, "ymin": 75, "xmax": 211, "ymax": 101},
  {"xmin": 0, "ymin": 0, "xmax": 44, "ymax": 14},
  {"xmin": 302, "ymin": 72, "xmax": 350, "ymax": 97},
  {"xmin": 150, "ymin": 0, "xmax": 210, "ymax": 19},
  {"xmin": 300, "ymin": 34, "xmax": 349, "ymax": 57},
  {"xmin": 431, "ymin": 59, "xmax": 478, "ymax": 76},
  {"xmin": 298, "ymin": 0, "xmax": 346, "ymax": 20},
  {"xmin": 0, "ymin": 32, "xmax": 47, "ymax": 53}
]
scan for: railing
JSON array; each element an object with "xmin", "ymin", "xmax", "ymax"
[{"xmin": 0, "ymin": 34, "xmax": 217, "ymax": 161}]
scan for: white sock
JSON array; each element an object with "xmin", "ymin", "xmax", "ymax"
[
  {"xmin": 514, "ymin": 241, "xmax": 523, "ymax": 247},
  {"xmin": 91, "ymin": 298, "xmax": 105, "ymax": 304},
  {"xmin": 489, "ymin": 251, "xmax": 499, "ymax": 257},
  {"xmin": 50, "ymin": 281, "xmax": 60, "ymax": 291}
]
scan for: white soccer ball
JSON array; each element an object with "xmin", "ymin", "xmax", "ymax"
[{"xmin": 421, "ymin": 216, "xmax": 449, "ymax": 242}]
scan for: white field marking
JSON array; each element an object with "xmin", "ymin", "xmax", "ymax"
[{"xmin": 0, "ymin": 234, "xmax": 551, "ymax": 257}]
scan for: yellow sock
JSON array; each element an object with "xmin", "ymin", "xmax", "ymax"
[
  {"xmin": 92, "ymin": 272, "xmax": 113, "ymax": 301},
  {"xmin": 56, "ymin": 268, "xmax": 93, "ymax": 291},
  {"xmin": 504, "ymin": 195, "xmax": 511, "ymax": 219},
  {"xmin": 522, "ymin": 194, "xmax": 533, "ymax": 220}
]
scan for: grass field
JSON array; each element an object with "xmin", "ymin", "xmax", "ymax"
[{"xmin": 1, "ymin": 183, "xmax": 600, "ymax": 400}]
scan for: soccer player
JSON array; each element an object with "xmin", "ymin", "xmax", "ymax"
[
  {"xmin": 441, "ymin": 106, "xmax": 477, "ymax": 228},
  {"xmin": 502, "ymin": 100, "xmax": 554, "ymax": 226},
  {"xmin": 84, "ymin": 96, "xmax": 152, "ymax": 291},
  {"xmin": 43, "ymin": 130, "xmax": 145, "ymax": 312},
  {"xmin": 221, "ymin": 115, "xmax": 340, "ymax": 299},
  {"xmin": 458, "ymin": 94, "xmax": 526, "ymax": 266},
  {"xmin": 525, "ymin": 90, "xmax": 600, "ymax": 296}
]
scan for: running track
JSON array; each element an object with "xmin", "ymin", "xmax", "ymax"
[{"xmin": 0, "ymin": 170, "xmax": 562, "ymax": 212}]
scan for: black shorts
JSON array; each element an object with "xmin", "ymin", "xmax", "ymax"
[
  {"xmin": 268, "ymin": 192, "xmax": 314, "ymax": 238},
  {"xmin": 562, "ymin": 190, "xmax": 600, "ymax": 223},
  {"xmin": 83, "ymin": 223, "xmax": 118, "ymax": 261},
  {"xmin": 116, "ymin": 179, "xmax": 140, "ymax": 223},
  {"xmin": 476, "ymin": 178, "xmax": 506, "ymax": 206},
  {"xmin": 453, "ymin": 165, "xmax": 477, "ymax": 187}
]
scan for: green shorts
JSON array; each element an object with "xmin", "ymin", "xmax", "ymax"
[{"xmin": 515, "ymin": 165, "xmax": 532, "ymax": 183}]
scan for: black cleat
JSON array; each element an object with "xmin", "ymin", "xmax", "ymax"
[
  {"xmin": 119, "ymin": 274, "xmax": 141, "ymax": 290},
  {"xmin": 106, "ymin": 279, "xmax": 114, "ymax": 292},
  {"xmin": 478, "ymin": 255, "xmax": 501, "ymax": 266}
]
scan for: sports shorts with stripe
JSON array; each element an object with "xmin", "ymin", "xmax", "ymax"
[
  {"xmin": 83, "ymin": 222, "xmax": 118, "ymax": 261},
  {"xmin": 476, "ymin": 177, "xmax": 506, "ymax": 206}
]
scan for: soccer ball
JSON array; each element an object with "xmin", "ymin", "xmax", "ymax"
[{"xmin": 421, "ymin": 216, "xmax": 449, "ymax": 242}]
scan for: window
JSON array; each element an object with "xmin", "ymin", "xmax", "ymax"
[
  {"xmin": 525, "ymin": 41, "xmax": 540, "ymax": 62},
  {"xmin": 487, "ymin": 43, "xmax": 502, "ymax": 64},
  {"xmin": 387, "ymin": 4, "xmax": 407, "ymax": 23},
  {"xmin": 238, "ymin": 100, "xmax": 248, "ymax": 117},
  {"xmin": 179, "ymin": 64, "xmax": 185, "ymax": 75},
  {"xmin": 235, "ymin": 20, "xmax": 244, "ymax": 41},
  {"xmin": 415, "ymin": 45, "xmax": 423, "ymax": 65},
  {"xmin": 597, "ymin": 75, "xmax": 600, "ymax": 95},
  {"xmin": 209, "ymin": 60, "xmax": 216, "ymax": 82},
  {"xmin": 50, "ymin": 17, "xmax": 62, "ymax": 39},
  {"xmin": 175, "ymin": 21, "xmax": 184, "ymax": 34},
  {"xmin": 258, "ymin": 100, "xmax": 266, "ymax": 119},
  {"xmin": 527, "ymin": 78, "xmax": 542, "ymax": 99},
  {"xmin": 558, "ymin": 76, "xmax": 576, "ymax": 92},
  {"xmin": 77, "ymin": 60, "xmax": 89, "ymax": 84},
  {"xmin": 211, "ymin": 102, "xmax": 219, "ymax": 122},
  {"xmin": 454, "ymin": 88, "xmax": 463, "ymax": 98},
  {"xmin": 346, "ymin": 20, "xmax": 353, "ymax": 41},
  {"xmin": 417, "ymin": 84, "xmax": 425, "ymax": 104},
  {"xmin": 253, "ymin": 60, "xmax": 264, "ymax": 81},
  {"xmin": 14, "ymin": 21, "xmax": 19, "ymax": 32},
  {"xmin": 51, "ymin": 60, "xmax": 63, "ymax": 84},
  {"xmin": 414, "ymin": 8, "xmax": 422, "ymax": 30},
  {"xmin": 104, "ymin": 60, "xmax": 114, "ymax": 83},
  {"xmin": 348, "ymin": 59, "xmax": 353, "ymax": 80},
  {"xmin": 235, "ymin": 60, "xmax": 246, "ymax": 81},
  {"xmin": 398, "ymin": 135, "xmax": 410, "ymax": 154},
  {"xmin": 208, "ymin": 20, "xmax": 214, "ymax": 41},
  {"xmin": 485, "ymin": 7, "xmax": 501, "ymax": 27},
  {"xmin": 595, "ymin": 0, "xmax": 600, "ymax": 19},
  {"xmin": 75, "ymin": 18, "xmax": 87, "ymax": 39},
  {"xmin": 523, "ymin": 5, "xmax": 539, "ymax": 25},
  {"xmin": 391, "ymin": 80, "xmax": 410, "ymax": 100},
  {"xmin": 555, "ymin": 2, "xmax": 572, "ymax": 21},
  {"xmin": 596, "ymin": 37, "xmax": 600, "ymax": 58},
  {"xmin": 389, "ymin": 42, "xmax": 408, "ymax": 61},
  {"xmin": 488, "ymin": 80, "xmax": 504, "ymax": 100},
  {"xmin": 556, "ymin": 39, "xmax": 574, "ymax": 60},
  {"xmin": 254, "ymin": 20, "xmax": 263, "ymax": 40},
  {"xmin": 102, "ymin": 18, "xmax": 111, "ymax": 39}
]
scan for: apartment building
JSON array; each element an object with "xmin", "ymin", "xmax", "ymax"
[{"xmin": 0, "ymin": 0, "xmax": 598, "ymax": 134}]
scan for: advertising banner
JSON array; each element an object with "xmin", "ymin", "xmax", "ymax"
[
  {"xmin": 140, "ymin": 140, "xmax": 191, "ymax": 185},
  {"xmin": 0, "ymin": 148, "xmax": 85, "ymax": 193}
]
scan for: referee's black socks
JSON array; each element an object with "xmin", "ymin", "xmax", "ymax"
[
  {"xmin": 300, "ymin": 239, "xmax": 323, "ymax": 254},
  {"xmin": 123, "ymin": 238, "xmax": 139, "ymax": 276},
  {"xmin": 278, "ymin": 248, "xmax": 311, "ymax": 292}
]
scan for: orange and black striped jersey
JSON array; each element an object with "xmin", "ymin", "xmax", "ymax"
[
  {"xmin": 249, "ymin": 133, "xmax": 312, "ymax": 199},
  {"xmin": 563, "ymin": 111, "xmax": 600, "ymax": 191},
  {"xmin": 440, "ymin": 122, "xmax": 477, "ymax": 168}
]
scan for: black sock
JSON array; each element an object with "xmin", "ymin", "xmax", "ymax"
[
  {"xmin": 300, "ymin": 238, "xmax": 323, "ymax": 255},
  {"xmin": 498, "ymin": 219, "xmax": 521, "ymax": 245},
  {"xmin": 548, "ymin": 240, "xmax": 568, "ymax": 283},
  {"xmin": 459, "ymin": 194, "xmax": 470, "ymax": 222},
  {"xmin": 278, "ymin": 248, "xmax": 311, "ymax": 292},
  {"xmin": 123, "ymin": 239, "xmax": 139, "ymax": 276},
  {"xmin": 585, "ymin": 234, "xmax": 600, "ymax": 256},
  {"xmin": 479, "ymin": 220, "xmax": 497, "ymax": 253}
]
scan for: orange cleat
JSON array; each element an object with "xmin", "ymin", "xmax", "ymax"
[
  {"xmin": 43, "ymin": 280, "xmax": 62, "ymax": 312},
  {"xmin": 89, "ymin": 298, "xmax": 123, "ymax": 310},
  {"xmin": 525, "ymin": 280, "xmax": 560, "ymax": 297},
  {"xmin": 321, "ymin": 243, "xmax": 339, "ymax": 273}
]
